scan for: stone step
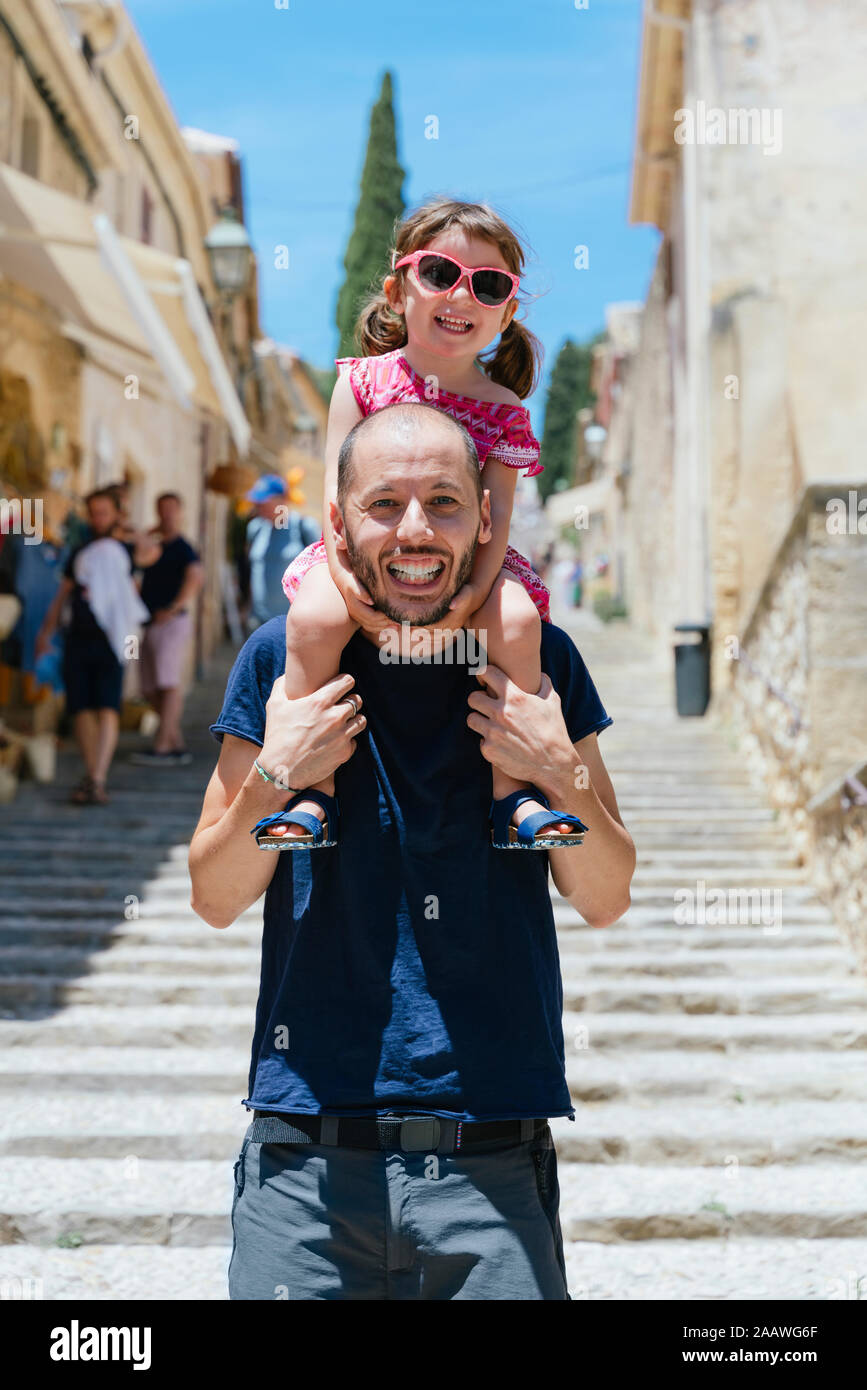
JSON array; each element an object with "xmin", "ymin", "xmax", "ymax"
[
  {"xmin": 560, "ymin": 1010, "xmax": 867, "ymax": 1052},
  {"xmin": 563, "ymin": 1237, "xmax": 867, "ymax": 1300},
  {"xmin": 553, "ymin": 903, "xmax": 835, "ymax": 929},
  {"xmin": 0, "ymin": 1093, "xmax": 248, "ymax": 1159},
  {"xmin": 3, "ymin": 1006, "xmax": 865, "ymax": 1051},
  {"xmin": 0, "ymin": 941, "xmax": 855, "ymax": 981},
  {"xmin": 553, "ymin": 1159, "xmax": 867, "ymax": 1242},
  {"xmin": 0, "ymin": 1158, "xmax": 234, "ymax": 1245},
  {"xmin": 3, "ymin": 971, "xmax": 864, "ymax": 1014},
  {"xmin": 551, "ymin": 1101, "xmax": 867, "ymax": 1165},
  {"xmin": 635, "ymin": 848, "xmax": 803, "ymax": 868},
  {"xmin": 561, "ymin": 977, "xmax": 867, "ymax": 1016},
  {"xmin": 0, "ymin": 913, "xmax": 839, "ymax": 950},
  {"xmin": 557, "ymin": 945, "xmax": 856, "ymax": 979},
  {"xmin": 565, "ymin": 1049, "xmax": 867, "ymax": 1103},
  {"xmin": 628, "ymin": 866, "xmax": 809, "ymax": 885},
  {"xmin": 0, "ymin": 1047, "xmax": 247, "ymax": 1093},
  {"xmin": 1, "ymin": 1044, "xmax": 862, "ymax": 1104},
  {"xmin": 2, "ymin": 1150, "xmax": 867, "ymax": 1246},
  {"xmin": 585, "ymin": 884, "xmax": 819, "ymax": 905},
  {"xmin": 0, "ymin": 1243, "xmax": 230, "ymax": 1298},
  {"xmin": 0, "ymin": 917, "xmax": 262, "ymax": 948},
  {"xmin": 14, "ymin": 871, "xmax": 811, "ymax": 900}
]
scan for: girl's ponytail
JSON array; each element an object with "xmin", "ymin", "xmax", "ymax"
[
  {"xmin": 356, "ymin": 290, "xmax": 407, "ymax": 357},
  {"xmin": 481, "ymin": 318, "xmax": 543, "ymax": 400}
]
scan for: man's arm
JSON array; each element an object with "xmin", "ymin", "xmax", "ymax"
[
  {"xmin": 466, "ymin": 667, "xmax": 635, "ymax": 928},
  {"xmin": 189, "ymin": 672, "xmax": 366, "ymax": 928},
  {"xmin": 152, "ymin": 560, "xmax": 204, "ymax": 623},
  {"xmin": 534, "ymin": 730, "xmax": 634, "ymax": 927},
  {"xmin": 131, "ymin": 532, "xmax": 162, "ymax": 568},
  {"xmin": 35, "ymin": 576, "xmax": 73, "ymax": 657}
]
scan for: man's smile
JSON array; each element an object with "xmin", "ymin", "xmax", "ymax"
[{"xmin": 385, "ymin": 553, "xmax": 447, "ymax": 593}]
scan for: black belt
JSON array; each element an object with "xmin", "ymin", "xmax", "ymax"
[{"xmin": 250, "ymin": 1110, "xmax": 548, "ymax": 1154}]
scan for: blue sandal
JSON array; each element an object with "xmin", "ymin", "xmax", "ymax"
[
  {"xmin": 251, "ymin": 789, "xmax": 339, "ymax": 851},
  {"xmin": 491, "ymin": 786, "xmax": 588, "ymax": 850}
]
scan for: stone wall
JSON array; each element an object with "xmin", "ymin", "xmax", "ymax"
[
  {"xmin": 723, "ymin": 484, "xmax": 867, "ymax": 951},
  {"xmin": 621, "ymin": 243, "xmax": 677, "ymax": 639},
  {"xmin": 811, "ymin": 792, "xmax": 867, "ymax": 974}
]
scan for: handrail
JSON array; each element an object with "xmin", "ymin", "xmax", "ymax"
[
  {"xmin": 735, "ymin": 648, "xmax": 807, "ymax": 738},
  {"xmin": 807, "ymin": 760, "xmax": 867, "ymax": 817}
]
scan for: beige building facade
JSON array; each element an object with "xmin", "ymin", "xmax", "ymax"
[
  {"xmin": 0, "ymin": 0, "xmax": 263, "ymax": 707},
  {"xmin": 620, "ymin": 0, "xmax": 867, "ymax": 954}
]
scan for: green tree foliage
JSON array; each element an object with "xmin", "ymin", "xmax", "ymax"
[
  {"xmin": 537, "ymin": 338, "xmax": 596, "ymax": 501},
  {"xmin": 335, "ymin": 72, "xmax": 406, "ymax": 359}
]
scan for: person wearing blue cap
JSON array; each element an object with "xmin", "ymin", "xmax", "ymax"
[{"xmin": 245, "ymin": 474, "xmax": 320, "ymax": 629}]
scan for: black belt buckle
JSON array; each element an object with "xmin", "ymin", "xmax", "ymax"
[{"xmin": 397, "ymin": 1115, "xmax": 441, "ymax": 1152}]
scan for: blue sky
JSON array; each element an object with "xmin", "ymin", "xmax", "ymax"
[{"xmin": 128, "ymin": 0, "xmax": 660, "ymax": 426}]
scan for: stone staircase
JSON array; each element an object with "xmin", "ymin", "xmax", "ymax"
[{"xmin": 0, "ymin": 619, "xmax": 865, "ymax": 1300}]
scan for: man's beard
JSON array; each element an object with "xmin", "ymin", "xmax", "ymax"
[{"xmin": 343, "ymin": 524, "xmax": 479, "ymax": 626}]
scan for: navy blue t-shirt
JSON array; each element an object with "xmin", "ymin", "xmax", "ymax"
[
  {"xmin": 210, "ymin": 617, "xmax": 612, "ymax": 1122},
  {"xmin": 140, "ymin": 536, "xmax": 199, "ymax": 617}
]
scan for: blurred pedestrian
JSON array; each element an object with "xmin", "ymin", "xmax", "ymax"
[
  {"xmin": 35, "ymin": 490, "xmax": 157, "ymax": 804},
  {"xmin": 131, "ymin": 493, "xmax": 203, "ymax": 766},
  {"xmin": 245, "ymin": 474, "xmax": 319, "ymax": 628}
]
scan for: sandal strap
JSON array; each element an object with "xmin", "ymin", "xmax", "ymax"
[
  {"xmin": 490, "ymin": 784, "xmax": 588, "ymax": 846},
  {"xmin": 511, "ymin": 808, "xmax": 588, "ymax": 845},
  {"xmin": 251, "ymin": 789, "xmax": 339, "ymax": 843},
  {"xmin": 489, "ymin": 785, "xmax": 547, "ymax": 843}
]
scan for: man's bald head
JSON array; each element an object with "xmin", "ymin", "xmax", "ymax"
[{"xmin": 336, "ymin": 402, "xmax": 482, "ymax": 511}]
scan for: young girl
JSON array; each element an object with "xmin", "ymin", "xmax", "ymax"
[{"xmin": 251, "ymin": 198, "xmax": 587, "ymax": 852}]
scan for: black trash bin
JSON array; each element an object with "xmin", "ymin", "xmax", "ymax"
[{"xmin": 673, "ymin": 623, "xmax": 711, "ymax": 717}]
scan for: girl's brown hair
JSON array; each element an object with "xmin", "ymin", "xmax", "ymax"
[{"xmin": 356, "ymin": 197, "xmax": 543, "ymax": 400}]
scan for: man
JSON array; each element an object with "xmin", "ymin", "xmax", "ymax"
[
  {"xmin": 189, "ymin": 404, "xmax": 635, "ymax": 1301},
  {"xmin": 36, "ymin": 489, "xmax": 158, "ymax": 804},
  {"xmin": 132, "ymin": 493, "xmax": 203, "ymax": 766},
  {"xmin": 245, "ymin": 473, "xmax": 319, "ymax": 627}
]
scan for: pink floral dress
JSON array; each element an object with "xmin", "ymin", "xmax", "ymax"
[{"xmin": 281, "ymin": 349, "xmax": 550, "ymax": 621}]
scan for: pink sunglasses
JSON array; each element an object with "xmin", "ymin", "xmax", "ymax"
[{"xmin": 391, "ymin": 248, "xmax": 520, "ymax": 308}]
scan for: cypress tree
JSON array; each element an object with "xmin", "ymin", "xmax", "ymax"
[
  {"xmin": 537, "ymin": 338, "xmax": 596, "ymax": 501},
  {"xmin": 335, "ymin": 71, "xmax": 406, "ymax": 359}
]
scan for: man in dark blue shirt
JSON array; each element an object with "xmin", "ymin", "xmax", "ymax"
[{"xmin": 190, "ymin": 403, "xmax": 635, "ymax": 1300}]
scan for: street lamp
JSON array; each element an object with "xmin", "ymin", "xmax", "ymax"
[
  {"xmin": 584, "ymin": 423, "xmax": 607, "ymax": 464},
  {"xmin": 204, "ymin": 206, "xmax": 253, "ymax": 297}
]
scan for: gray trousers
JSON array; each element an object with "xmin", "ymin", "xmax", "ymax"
[{"xmin": 228, "ymin": 1122, "xmax": 570, "ymax": 1300}]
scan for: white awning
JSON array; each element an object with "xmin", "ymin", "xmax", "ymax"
[
  {"xmin": 0, "ymin": 162, "xmax": 250, "ymax": 452},
  {"xmin": 545, "ymin": 477, "xmax": 616, "ymax": 527}
]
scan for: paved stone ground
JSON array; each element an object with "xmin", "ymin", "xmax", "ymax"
[{"xmin": 1, "ymin": 615, "xmax": 865, "ymax": 1301}]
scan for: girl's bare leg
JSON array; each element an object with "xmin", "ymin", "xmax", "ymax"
[
  {"xmin": 269, "ymin": 564, "xmax": 358, "ymax": 839},
  {"xmin": 473, "ymin": 573, "xmax": 574, "ymax": 838}
]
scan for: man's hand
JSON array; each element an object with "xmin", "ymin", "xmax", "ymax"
[
  {"xmin": 466, "ymin": 665, "xmax": 575, "ymax": 800},
  {"xmin": 258, "ymin": 672, "xmax": 366, "ymax": 792}
]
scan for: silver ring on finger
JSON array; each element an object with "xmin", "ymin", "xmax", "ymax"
[{"xmin": 340, "ymin": 694, "xmax": 361, "ymax": 719}]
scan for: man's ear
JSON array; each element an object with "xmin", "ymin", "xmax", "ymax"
[
  {"xmin": 478, "ymin": 489, "xmax": 493, "ymax": 546},
  {"xmin": 329, "ymin": 500, "xmax": 347, "ymax": 550},
  {"xmin": 384, "ymin": 274, "xmax": 405, "ymax": 317}
]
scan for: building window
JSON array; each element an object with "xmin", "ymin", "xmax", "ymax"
[
  {"xmin": 20, "ymin": 115, "xmax": 40, "ymax": 178},
  {"xmin": 140, "ymin": 187, "xmax": 154, "ymax": 244}
]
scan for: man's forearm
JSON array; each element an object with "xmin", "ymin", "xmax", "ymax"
[
  {"xmin": 534, "ymin": 758, "xmax": 635, "ymax": 929},
  {"xmin": 189, "ymin": 766, "xmax": 292, "ymax": 928},
  {"xmin": 171, "ymin": 565, "xmax": 203, "ymax": 612}
]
